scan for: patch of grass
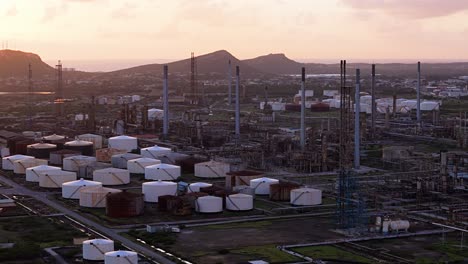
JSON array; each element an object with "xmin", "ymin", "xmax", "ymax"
[
  {"xmin": 424, "ymin": 242, "xmax": 468, "ymax": 263},
  {"xmin": 231, "ymin": 244, "xmax": 301, "ymax": 263},
  {"xmin": 293, "ymin": 245, "xmax": 374, "ymax": 264},
  {"xmin": 125, "ymin": 229, "xmax": 177, "ymax": 246},
  {"xmin": 202, "ymin": 220, "xmax": 273, "ymax": 230}
]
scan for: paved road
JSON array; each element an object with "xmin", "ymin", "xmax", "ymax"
[{"xmin": 0, "ymin": 174, "xmax": 176, "ymax": 264}]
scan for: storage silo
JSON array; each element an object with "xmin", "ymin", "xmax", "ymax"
[
  {"xmin": 2, "ymin": 154, "xmax": 34, "ymax": 170},
  {"xmin": 77, "ymin": 134, "xmax": 103, "ymax": 149},
  {"xmin": 38, "ymin": 170, "xmax": 77, "ymax": 188},
  {"xmin": 140, "ymin": 145, "xmax": 172, "ymax": 159},
  {"xmin": 250, "ymin": 177, "xmax": 279, "ymax": 195},
  {"xmin": 104, "ymin": 250, "xmax": 138, "ymax": 264},
  {"xmin": 13, "ymin": 158, "xmax": 48, "ymax": 174},
  {"xmin": 226, "ymin": 193, "xmax": 254, "ymax": 211},
  {"xmin": 187, "ymin": 182, "xmax": 212, "ymax": 193},
  {"xmin": 111, "ymin": 153, "xmax": 142, "ymax": 169},
  {"xmin": 82, "ymin": 239, "xmax": 114, "ymax": 261},
  {"xmin": 64, "ymin": 139, "xmax": 94, "ymax": 156},
  {"xmin": 145, "ymin": 163, "xmax": 181, "ymax": 181},
  {"xmin": 26, "ymin": 165, "xmax": 61, "ymax": 182},
  {"xmin": 63, "ymin": 155, "xmax": 97, "ymax": 172},
  {"xmin": 194, "ymin": 160, "xmax": 230, "ymax": 179},
  {"xmin": 62, "ymin": 178, "xmax": 102, "ymax": 199},
  {"xmin": 226, "ymin": 170, "xmax": 264, "ymax": 189},
  {"xmin": 127, "ymin": 157, "xmax": 160, "ymax": 174},
  {"xmin": 49, "ymin": 149, "xmax": 81, "ymax": 165},
  {"xmin": 195, "ymin": 195, "xmax": 223, "ymax": 213},
  {"xmin": 93, "ymin": 168, "xmax": 130, "ymax": 185},
  {"xmin": 108, "ymin": 135, "xmax": 138, "ymax": 152},
  {"xmin": 142, "ymin": 180, "xmax": 177, "ymax": 203},
  {"xmin": 26, "ymin": 143, "xmax": 57, "ymax": 159},
  {"xmin": 106, "ymin": 191, "xmax": 144, "ymax": 217},
  {"xmin": 79, "ymin": 186, "xmax": 121, "ymax": 208},
  {"xmin": 290, "ymin": 188, "xmax": 322, "ymax": 206}
]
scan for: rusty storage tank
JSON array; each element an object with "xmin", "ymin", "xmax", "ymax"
[
  {"xmin": 7, "ymin": 136, "xmax": 28, "ymax": 155},
  {"xmin": 158, "ymin": 195, "xmax": 179, "ymax": 212},
  {"xmin": 310, "ymin": 102, "xmax": 330, "ymax": 112},
  {"xmin": 49, "ymin": 149, "xmax": 81, "ymax": 165},
  {"xmin": 106, "ymin": 191, "xmax": 144, "ymax": 218},
  {"xmin": 182, "ymin": 192, "xmax": 208, "ymax": 209},
  {"xmin": 27, "ymin": 143, "xmax": 57, "ymax": 159},
  {"xmin": 64, "ymin": 139, "xmax": 94, "ymax": 156},
  {"xmin": 285, "ymin": 104, "xmax": 301, "ymax": 112},
  {"xmin": 214, "ymin": 189, "xmax": 238, "ymax": 207},
  {"xmin": 225, "ymin": 170, "xmax": 264, "ymax": 189},
  {"xmin": 14, "ymin": 139, "xmax": 35, "ymax": 155},
  {"xmin": 199, "ymin": 185, "xmax": 224, "ymax": 195},
  {"xmin": 269, "ymin": 181, "xmax": 301, "ymax": 201}
]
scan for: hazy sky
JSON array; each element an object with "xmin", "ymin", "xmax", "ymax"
[{"xmin": 2, "ymin": 0, "xmax": 468, "ymax": 64}]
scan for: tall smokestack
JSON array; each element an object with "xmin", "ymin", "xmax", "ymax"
[
  {"xmin": 228, "ymin": 60, "xmax": 232, "ymax": 105},
  {"xmin": 163, "ymin": 65, "xmax": 169, "ymax": 138},
  {"xmin": 300, "ymin": 67, "xmax": 306, "ymax": 150},
  {"xmin": 371, "ymin": 64, "xmax": 376, "ymax": 136},
  {"xmin": 235, "ymin": 66, "xmax": 240, "ymax": 137},
  {"xmin": 56, "ymin": 60, "xmax": 63, "ymax": 117},
  {"xmin": 354, "ymin": 69, "xmax": 361, "ymax": 169},
  {"xmin": 417, "ymin": 62, "xmax": 421, "ymax": 123}
]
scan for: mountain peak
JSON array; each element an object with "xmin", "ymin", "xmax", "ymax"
[
  {"xmin": 0, "ymin": 49, "xmax": 54, "ymax": 78},
  {"xmin": 244, "ymin": 52, "xmax": 303, "ymax": 74}
]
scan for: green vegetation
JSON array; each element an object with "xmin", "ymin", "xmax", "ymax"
[
  {"xmin": 293, "ymin": 245, "xmax": 374, "ymax": 264},
  {"xmin": 125, "ymin": 229, "xmax": 177, "ymax": 246},
  {"xmin": 421, "ymin": 242, "xmax": 468, "ymax": 263},
  {"xmin": 230, "ymin": 244, "xmax": 301, "ymax": 263}
]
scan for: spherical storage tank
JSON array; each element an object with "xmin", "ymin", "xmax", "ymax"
[
  {"xmin": 79, "ymin": 186, "xmax": 121, "ymax": 208},
  {"xmin": 13, "ymin": 158, "xmax": 48, "ymax": 174},
  {"xmin": 111, "ymin": 153, "xmax": 142, "ymax": 169},
  {"xmin": 63, "ymin": 155, "xmax": 97, "ymax": 172},
  {"xmin": 290, "ymin": 188, "xmax": 322, "ymax": 206},
  {"xmin": 142, "ymin": 180, "xmax": 177, "ymax": 203},
  {"xmin": 83, "ymin": 239, "xmax": 114, "ymax": 261},
  {"xmin": 108, "ymin": 135, "xmax": 138, "ymax": 152},
  {"xmin": 104, "ymin": 250, "xmax": 138, "ymax": 264},
  {"xmin": 250, "ymin": 177, "xmax": 279, "ymax": 195},
  {"xmin": 93, "ymin": 168, "xmax": 130, "ymax": 185},
  {"xmin": 106, "ymin": 191, "xmax": 144, "ymax": 218},
  {"xmin": 140, "ymin": 145, "xmax": 172, "ymax": 159},
  {"xmin": 26, "ymin": 165, "xmax": 61, "ymax": 182},
  {"xmin": 195, "ymin": 195, "xmax": 223, "ymax": 213},
  {"xmin": 62, "ymin": 178, "xmax": 102, "ymax": 199},
  {"xmin": 2, "ymin": 154, "xmax": 34, "ymax": 170},
  {"xmin": 194, "ymin": 160, "xmax": 230, "ymax": 179},
  {"xmin": 127, "ymin": 157, "xmax": 160, "ymax": 174},
  {"xmin": 187, "ymin": 182, "xmax": 212, "ymax": 193},
  {"xmin": 26, "ymin": 143, "xmax": 57, "ymax": 159},
  {"xmin": 64, "ymin": 139, "xmax": 94, "ymax": 156},
  {"xmin": 78, "ymin": 134, "xmax": 103, "ymax": 149},
  {"xmin": 145, "ymin": 163, "xmax": 181, "ymax": 181},
  {"xmin": 39, "ymin": 170, "xmax": 77, "ymax": 188},
  {"xmin": 226, "ymin": 193, "xmax": 254, "ymax": 211}
]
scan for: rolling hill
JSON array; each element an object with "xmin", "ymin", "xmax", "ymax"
[{"xmin": 0, "ymin": 49, "xmax": 55, "ymax": 78}]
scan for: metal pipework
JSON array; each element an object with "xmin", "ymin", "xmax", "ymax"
[
  {"xmin": 235, "ymin": 66, "xmax": 240, "ymax": 137},
  {"xmin": 354, "ymin": 68, "xmax": 361, "ymax": 169},
  {"xmin": 417, "ymin": 61, "xmax": 421, "ymax": 123},
  {"xmin": 300, "ymin": 67, "xmax": 306, "ymax": 150},
  {"xmin": 228, "ymin": 60, "xmax": 232, "ymax": 105},
  {"xmin": 163, "ymin": 65, "xmax": 169, "ymax": 137}
]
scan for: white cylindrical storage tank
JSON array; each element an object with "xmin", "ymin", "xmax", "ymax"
[
  {"xmin": 26, "ymin": 143, "xmax": 57, "ymax": 159},
  {"xmin": 108, "ymin": 135, "xmax": 138, "ymax": 152},
  {"xmin": 104, "ymin": 250, "xmax": 138, "ymax": 264},
  {"xmin": 64, "ymin": 139, "xmax": 94, "ymax": 156},
  {"xmin": 233, "ymin": 185, "xmax": 255, "ymax": 196},
  {"xmin": 79, "ymin": 186, "xmax": 121, "ymax": 208},
  {"xmin": 93, "ymin": 168, "xmax": 130, "ymax": 185},
  {"xmin": 127, "ymin": 158, "xmax": 160, "ymax": 174},
  {"xmin": 187, "ymin": 182, "xmax": 212, "ymax": 193},
  {"xmin": 420, "ymin": 101, "xmax": 440, "ymax": 111},
  {"xmin": 401, "ymin": 100, "xmax": 418, "ymax": 110},
  {"xmin": 26, "ymin": 165, "xmax": 61, "ymax": 182},
  {"xmin": 2, "ymin": 155, "xmax": 34, "ymax": 170},
  {"xmin": 82, "ymin": 239, "xmax": 114, "ymax": 261},
  {"xmin": 290, "ymin": 188, "xmax": 322, "ymax": 206},
  {"xmin": 38, "ymin": 170, "xmax": 77, "ymax": 188},
  {"xmin": 145, "ymin": 163, "xmax": 181, "ymax": 181},
  {"xmin": 140, "ymin": 145, "xmax": 172, "ymax": 159},
  {"xmin": 390, "ymin": 220, "xmax": 410, "ymax": 232},
  {"xmin": 250, "ymin": 177, "xmax": 279, "ymax": 195},
  {"xmin": 78, "ymin": 134, "xmax": 103, "ymax": 149},
  {"xmin": 194, "ymin": 160, "xmax": 230, "ymax": 178},
  {"xmin": 148, "ymin": 108, "xmax": 164, "ymax": 121},
  {"xmin": 62, "ymin": 178, "xmax": 102, "ymax": 199},
  {"xmin": 111, "ymin": 153, "xmax": 142, "ymax": 169},
  {"xmin": 63, "ymin": 155, "xmax": 97, "ymax": 172},
  {"xmin": 13, "ymin": 158, "xmax": 48, "ymax": 174},
  {"xmin": 142, "ymin": 180, "xmax": 177, "ymax": 203},
  {"xmin": 195, "ymin": 195, "xmax": 223, "ymax": 213},
  {"xmin": 226, "ymin": 193, "xmax": 254, "ymax": 211},
  {"xmin": 42, "ymin": 134, "xmax": 65, "ymax": 142}
]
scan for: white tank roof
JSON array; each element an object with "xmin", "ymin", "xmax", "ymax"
[
  {"xmin": 143, "ymin": 180, "xmax": 177, "ymax": 186},
  {"xmin": 147, "ymin": 163, "xmax": 179, "ymax": 169},
  {"xmin": 79, "ymin": 133, "xmax": 101, "ymax": 138},
  {"xmin": 65, "ymin": 139, "xmax": 93, "ymax": 146},
  {"xmin": 64, "ymin": 155, "xmax": 96, "ymax": 161},
  {"xmin": 109, "ymin": 135, "xmax": 137, "ymax": 140},
  {"xmin": 43, "ymin": 134, "xmax": 65, "ymax": 141},
  {"xmin": 188, "ymin": 182, "xmax": 212, "ymax": 193},
  {"xmin": 84, "ymin": 238, "xmax": 113, "ymax": 245},
  {"xmin": 27, "ymin": 143, "xmax": 57, "ymax": 149},
  {"xmin": 129, "ymin": 157, "xmax": 160, "ymax": 163},
  {"xmin": 4, "ymin": 154, "xmax": 34, "ymax": 160},
  {"xmin": 80, "ymin": 186, "xmax": 120, "ymax": 194},
  {"xmin": 62, "ymin": 178, "xmax": 102, "ymax": 187},
  {"xmin": 250, "ymin": 177, "xmax": 279, "ymax": 183},
  {"xmin": 94, "ymin": 167, "xmax": 129, "ymax": 173},
  {"xmin": 41, "ymin": 170, "xmax": 76, "ymax": 177},
  {"xmin": 28, "ymin": 164, "xmax": 61, "ymax": 171},
  {"xmin": 142, "ymin": 145, "xmax": 171, "ymax": 151},
  {"xmin": 105, "ymin": 250, "xmax": 137, "ymax": 257}
]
